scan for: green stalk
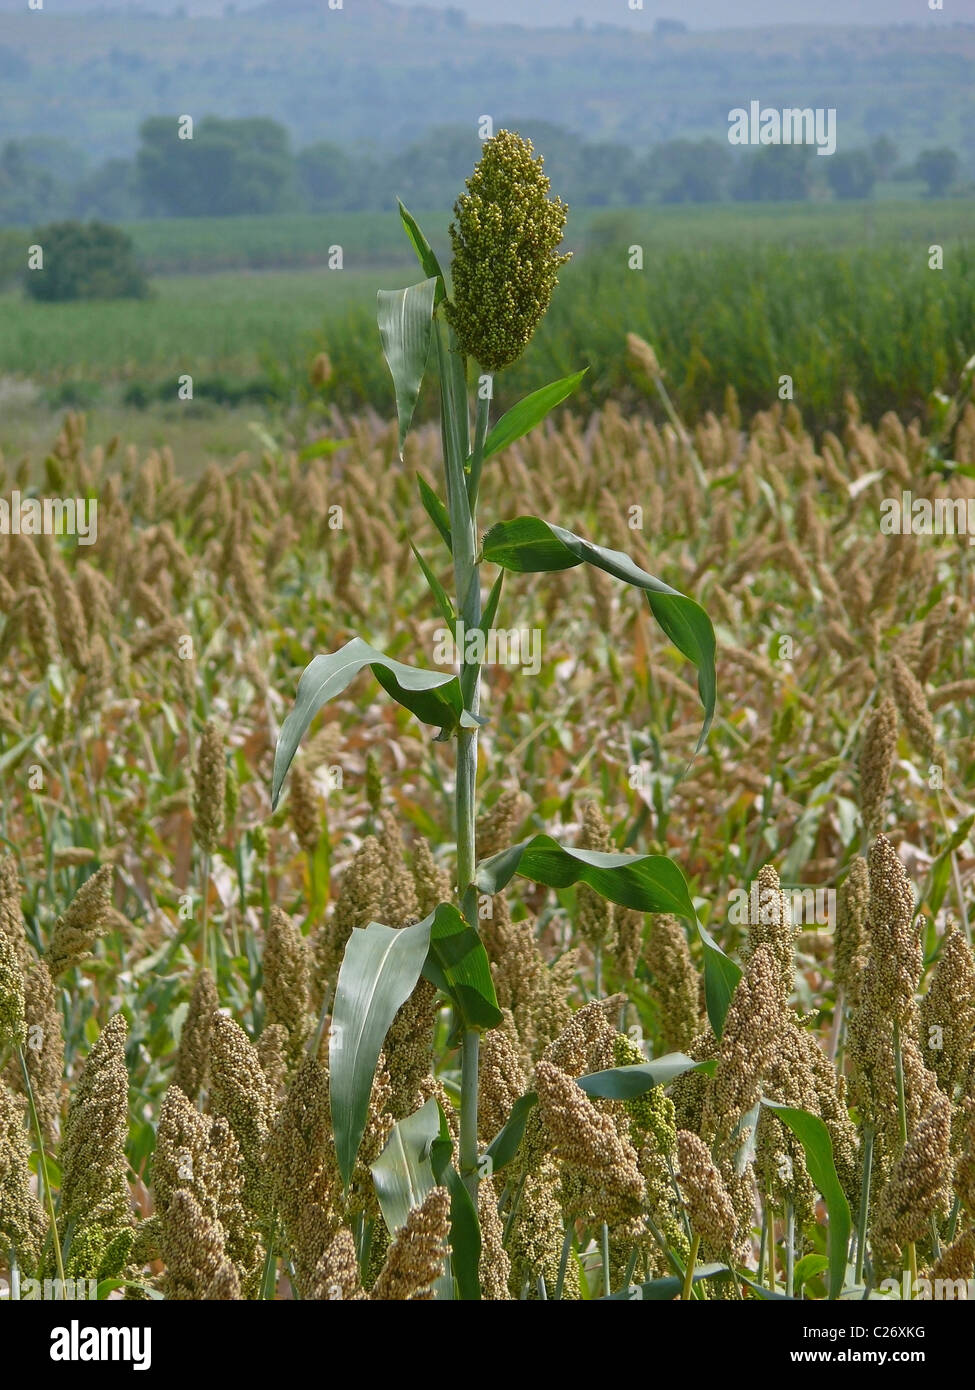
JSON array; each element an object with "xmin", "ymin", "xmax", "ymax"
[
  {"xmin": 682, "ymin": 1233, "xmax": 700, "ymax": 1301},
  {"xmin": 200, "ymin": 850, "xmax": 211, "ymax": 978},
  {"xmin": 19, "ymin": 1047, "xmax": 66, "ymax": 1291},
  {"xmin": 854, "ymin": 1125, "xmax": 874, "ymax": 1284},
  {"xmin": 765, "ymin": 1187, "xmax": 776, "ymax": 1292},
  {"xmin": 785, "ymin": 1202, "xmax": 795, "ymax": 1299},
  {"xmin": 601, "ymin": 1222, "xmax": 611, "ymax": 1298}
]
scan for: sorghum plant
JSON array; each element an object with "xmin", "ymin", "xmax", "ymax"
[{"xmin": 271, "ymin": 130, "xmax": 717, "ymax": 1298}]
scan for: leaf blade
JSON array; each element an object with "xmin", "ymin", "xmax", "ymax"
[
  {"xmin": 481, "ymin": 370, "xmax": 588, "ymax": 461},
  {"xmin": 377, "ymin": 276, "xmax": 438, "ymax": 459}
]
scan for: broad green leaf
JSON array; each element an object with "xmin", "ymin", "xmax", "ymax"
[
  {"xmin": 761, "ymin": 1100, "xmax": 851, "ymax": 1301},
  {"xmin": 417, "ymin": 472, "xmax": 452, "ymax": 551},
  {"xmin": 578, "ymin": 1053, "xmax": 716, "ymax": 1100},
  {"xmin": 410, "ymin": 542, "xmax": 454, "ymax": 627},
  {"xmin": 371, "ymin": 1097, "xmax": 440, "ymax": 1233},
  {"xmin": 476, "ymin": 833, "xmax": 697, "ymax": 921},
  {"xmin": 331, "ymin": 914, "xmax": 433, "ymax": 1189},
  {"xmin": 794, "ymin": 1252, "xmax": 829, "ymax": 1289},
  {"xmin": 484, "ymin": 1091, "xmax": 538, "ymax": 1175},
  {"xmin": 377, "ymin": 276, "xmax": 438, "ymax": 458},
  {"xmin": 398, "ymin": 201, "xmax": 447, "ymax": 304},
  {"xmin": 603, "ymin": 1262, "xmax": 729, "ymax": 1301},
  {"xmin": 272, "ymin": 637, "xmax": 465, "ymax": 807},
  {"xmin": 432, "ymin": 1105, "xmax": 481, "ymax": 1302},
  {"xmin": 421, "ymin": 902, "xmax": 503, "ymax": 1031},
  {"xmin": 481, "ymin": 370, "xmax": 588, "ymax": 462},
  {"xmin": 699, "ymin": 921, "xmax": 742, "ymax": 1038},
  {"xmin": 482, "ymin": 516, "xmax": 716, "ymax": 750}
]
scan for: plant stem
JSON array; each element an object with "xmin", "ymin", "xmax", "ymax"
[
  {"xmin": 785, "ymin": 1202, "xmax": 795, "ymax": 1299},
  {"xmin": 682, "ymin": 1233, "xmax": 700, "ymax": 1301},
  {"xmin": 601, "ymin": 1222, "xmax": 611, "ymax": 1298},
  {"xmin": 893, "ymin": 1021, "xmax": 909, "ymax": 1152},
  {"xmin": 200, "ymin": 850, "xmax": 211, "ymax": 977},
  {"xmin": 855, "ymin": 1125, "xmax": 874, "ymax": 1285},
  {"xmin": 19, "ymin": 1047, "xmax": 66, "ymax": 1291}
]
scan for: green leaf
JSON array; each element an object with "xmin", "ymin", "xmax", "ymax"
[
  {"xmin": 761, "ymin": 1100, "xmax": 851, "ymax": 1301},
  {"xmin": 603, "ymin": 1263, "xmax": 729, "ymax": 1301},
  {"xmin": 410, "ymin": 542, "xmax": 454, "ymax": 627},
  {"xmin": 377, "ymin": 276, "xmax": 438, "ymax": 459},
  {"xmin": 794, "ymin": 1252, "xmax": 829, "ymax": 1289},
  {"xmin": 481, "ymin": 570, "xmax": 504, "ymax": 634},
  {"xmin": 331, "ymin": 914, "xmax": 433, "ymax": 1189},
  {"xmin": 699, "ymin": 921, "xmax": 742, "ymax": 1039},
  {"xmin": 398, "ymin": 201, "xmax": 447, "ymax": 305},
  {"xmin": 421, "ymin": 902, "xmax": 503, "ymax": 1031},
  {"xmin": 416, "ymin": 472, "xmax": 452, "ymax": 551},
  {"xmin": 481, "ymin": 370, "xmax": 588, "ymax": 462},
  {"xmin": 272, "ymin": 637, "xmax": 465, "ymax": 808},
  {"xmin": 297, "ymin": 436, "xmax": 352, "ymax": 461},
  {"xmin": 371, "ymin": 1096, "xmax": 441, "ymax": 1234},
  {"xmin": 432, "ymin": 1105, "xmax": 481, "ymax": 1302},
  {"xmin": 476, "ymin": 833, "xmax": 697, "ymax": 920},
  {"xmin": 578, "ymin": 1053, "xmax": 716, "ymax": 1100},
  {"xmin": 484, "ymin": 1091, "xmax": 538, "ymax": 1175},
  {"xmin": 482, "ymin": 516, "xmax": 716, "ymax": 751}
]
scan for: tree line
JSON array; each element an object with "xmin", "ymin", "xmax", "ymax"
[{"xmin": 0, "ymin": 117, "xmax": 965, "ymax": 226}]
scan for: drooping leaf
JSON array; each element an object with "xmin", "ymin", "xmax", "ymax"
[
  {"xmin": 698, "ymin": 921, "xmax": 742, "ymax": 1039},
  {"xmin": 602, "ymin": 1263, "xmax": 729, "ymax": 1301},
  {"xmin": 331, "ymin": 915, "xmax": 433, "ymax": 1189},
  {"xmin": 421, "ymin": 902, "xmax": 503, "ymax": 1031},
  {"xmin": 482, "ymin": 516, "xmax": 716, "ymax": 750},
  {"xmin": 484, "ymin": 1091, "xmax": 538, "ymax": 1176},
  {"xmin": 578, "ymin": 1053, "xmax": 716, "ymax": 1100},
  {"xmin": 481, "ymin": 370, "xmax": 588, "ymax": 462},
  {"xmin": 272, "ymin": 637, "xmax": 465, "ymax": 807},
  {"xmin": 476, "ymin": 834, "xmax": 697, "ymax": 921},
  {"xmin": 761, "ymin": 1100, "xmax": 851, "ymax": 1301},
  {"xmin": 416, "ymin": 472, "xmax": 452, "ymax": 551},
  {"xmin": 371, "ymin": 1098, "xmax": 440, "ymax": 1231},
  {"xmin": 377, "ymin": 276, "xmax": 438, "ymax": 458}
]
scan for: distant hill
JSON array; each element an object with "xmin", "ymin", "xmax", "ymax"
[{"xmin": 0, "ymin": 1, "xmax": 971, "ymax": 166}]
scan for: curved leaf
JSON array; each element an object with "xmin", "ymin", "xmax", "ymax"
[
  {"xmin": 272, "ymin": 637, "xmax": 465, "ymax": 808},
  {"xmin": 421, "ymin": 902, "xmax": 503, "ymax": 1031},
  {"xmin": 481, "ymin": 371, "xmax": 588, "ymax": 462},
  {"xmin": 331, "ymin": 914, "xmax": 433, "ymax": 1189},
  {"xmin": 378, "ymin": 276, "xmax": 438, "ymax": 458},
  {"xmin": 482, "ymin": 516, "xmax": 716, "ymax": 750},
  {"xmin": 476, "ymin": 833, "xmax": 697, "ymax": 921},
  {"xmin": 484, "ymin": 1091, "xmax": 538, "ymax": 1176},
  {"xmin": 699, "ymin": 921, "xmax": 742, "ymax": 1039},
  {"xmin": 761, "ymin": 1099, "xmax": 851, "ymax": 1301},
  {"xmin": 398, "ymin": 201, "xmax": 447, "ymax": 304},
  {"xmin": 603, "ymin": 1263, "xmax": 729, "ymax": 1301},
  {"xmin": 371, "ymin": 1096, "xmax": 440, "ymax": 1233},
  {"xmin": 578, "ymin": 1052, "xmax": 716, "ymax": 1100},
  {"xmin": 416, "ymin": 472, "xmax": 452, "ymax": 551}
]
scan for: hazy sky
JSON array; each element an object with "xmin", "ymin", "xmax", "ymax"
[{"xmin": 389, "ymin": 0, "xmax": 962, "ymax": 27}]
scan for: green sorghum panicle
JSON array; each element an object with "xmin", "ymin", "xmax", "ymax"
[
  {"xmin": 192, "ymin": 720, "xmax": 226, "ymax": 856},
  {"xmin": 445, "ymin": 129, "xmax": 570, "ymax": 374}
]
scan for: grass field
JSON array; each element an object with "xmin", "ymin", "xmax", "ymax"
[{"xmin": 0, "ymin": 199, "xmax": 972, "ymax": 468}]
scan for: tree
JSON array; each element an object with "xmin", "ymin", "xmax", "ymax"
[
  {"xmin": 647, "ymin": 138, "xmax": 731, "ymax": 203},
  {"xmin": 731, "ymin": 146, "xmax": 813, "ymax": 203},
  {"xmin": 915, "ymin": 147, "xmax": 959, "ymax": 197},
  {"xmin": 870, "ymin": 135, "xmax": 898, "ymax": 180},
  {"xmin": 136, "ymin": 116, "xmax": 295, "ymax": 217},
  {"xmin": 24, "ymin": 221, "xmax": 149, "ymax": 302},
  {"xmin": 826, "ymin": 149, "xmax": 877, "ymax": 200},
  {"xmin": 297, "ymin": 142, "xmax": 378, "ymax": 212}
]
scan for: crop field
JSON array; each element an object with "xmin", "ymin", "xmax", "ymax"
[
  {"xmin": 1, "ymin": 128, "xmax": 974, "ymax": 1316},
  {"xmin": 1, "ymin": 200, "xmax": 973, "ymax": 453}
]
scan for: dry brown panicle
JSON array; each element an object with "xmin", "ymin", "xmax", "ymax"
[
  {"xmin": 263, "ymin": 906, "xmax": 311, "ymax": 1066},
  {"xmin": 369, "ymin": 1186, "xmax": 450, "ymax": 1301},
  {"xmin": 46, "ymin": 864, "xmax": 116, "ymax": 978},
  {"xmin": 920, "ymin": 925, "xmax": 975, "ymax": 1095},
  {"xmin": 172, "ymin": 968, "xmax": 218, "ymax": 1104}
]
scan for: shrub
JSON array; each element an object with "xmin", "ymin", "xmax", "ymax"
[{"xmin": 24, "ymin": 220, "xmax": 149, "ymax": 303}]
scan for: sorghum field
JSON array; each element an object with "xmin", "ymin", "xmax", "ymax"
[{"xmin": 2, "ymin": 131, "xmax": 975, "ymax": 1313}]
